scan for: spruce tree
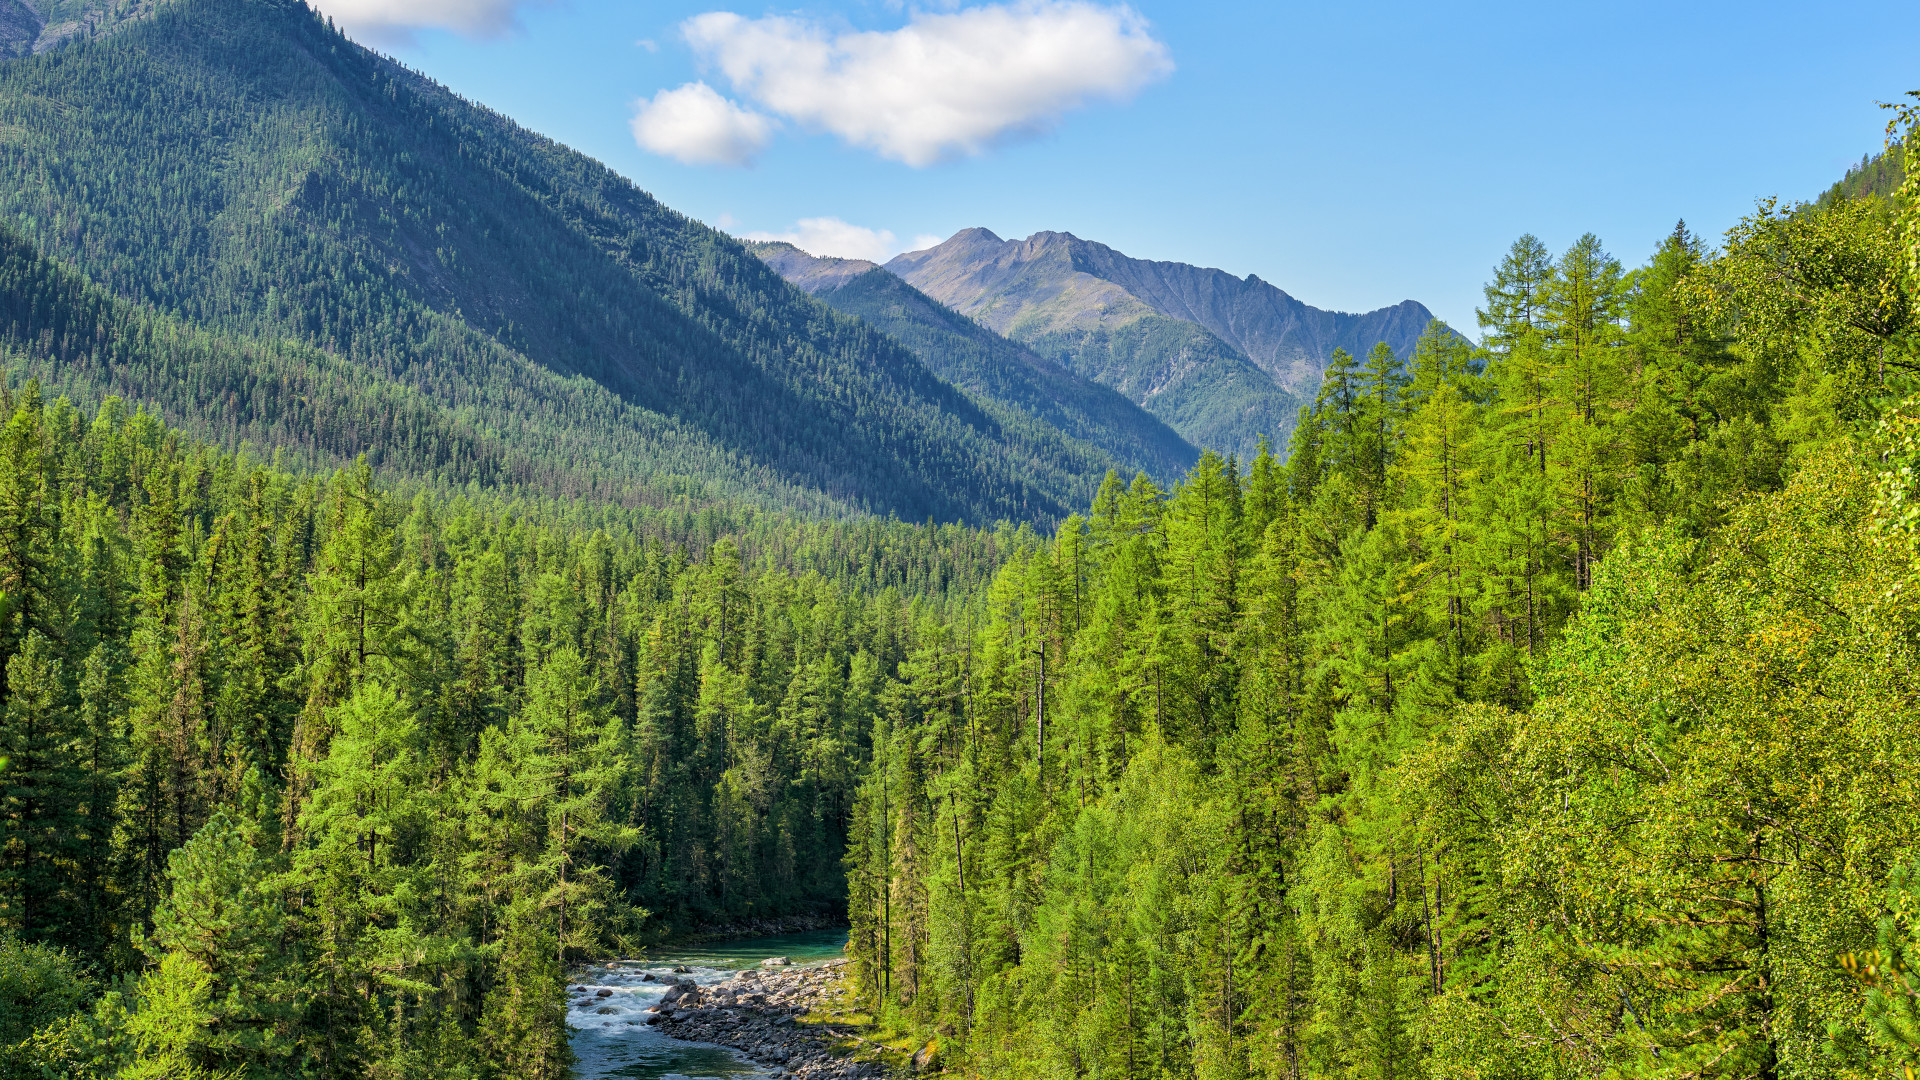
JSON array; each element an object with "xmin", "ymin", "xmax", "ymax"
[{"xmin": 0, "ymin": 632, "xmax": 79, "ymax": 942}]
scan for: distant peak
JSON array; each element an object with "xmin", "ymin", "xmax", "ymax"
[{"xmin": 949, "ymin": 227, "xmax": 1003, "ymax": 244}]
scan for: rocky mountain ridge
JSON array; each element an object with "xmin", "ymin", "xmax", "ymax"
[{"xmin": 887, "ymin": 228, "xmax": 1450, "ymax": 393}]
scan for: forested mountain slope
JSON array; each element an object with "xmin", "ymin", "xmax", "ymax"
[
  {"xmin": 750, "ymin": 240, "xmax": 1198, "ymax": 485},
  {"xmin": 0, "ymin": 0, "xmax": 1131, "ymax": 524},
  {"xmin": 0, "ymin": 219, "xmax": 880, "ymax": 509}
]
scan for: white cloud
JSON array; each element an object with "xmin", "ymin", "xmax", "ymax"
[
  {"xmin": 680, "ymin": 1, "xmax": 1172, "ymax": 167},
  {"xmin": 312, "ymin": 0, "xmax": 546, "ymax": 41},
  {"xmin": 743, "ymin": 218, "xmax": 911, "ymax": 263},
  {"xmin": 630, "ymin": 82, "xmax": 777, "ymax": 167}
]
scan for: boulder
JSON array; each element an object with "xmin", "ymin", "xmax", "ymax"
[
  {"xmin": 761, "ymin": 956, "xmax": 792, "ymax": 967},
  {"xmin": 913, "ymin": 1040, "xmax": 941, "ymax": 1073}
]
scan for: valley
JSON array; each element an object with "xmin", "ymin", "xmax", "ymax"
[{"xmin": 0, "ymin": 2, "xmax": 1909, "ymax": 1079}]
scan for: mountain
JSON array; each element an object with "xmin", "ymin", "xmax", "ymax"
[
  {"xmin": 886, "ymin": 228, "xmax": 1454, "ymax": 457},
  {"xmin": 749, "ymin": 240, "xmax": 1198, "ymax": 484},
  {"xmin": 0, "ymin": 0, "xmax": 1142, "ymax": 525}
]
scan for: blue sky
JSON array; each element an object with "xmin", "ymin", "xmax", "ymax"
[{"xmin": 319, "ymin": 0, "xmax": 1919, "ymax": 337}]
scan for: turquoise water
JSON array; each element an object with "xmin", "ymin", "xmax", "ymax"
[
  {"xmin": 568, "ymin": 928, "xmax": 849, "ymax": 1080},
  {"xmin": 636, "ymin": 929, "xmax": 849, "ymax": 971}
]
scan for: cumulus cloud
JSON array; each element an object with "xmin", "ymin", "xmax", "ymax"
[
  {"xmin": 631, "ymin": 82, "xmax": 777, "ymax": 167},
  {"xmin": 743, "ymin": 218, "xmax": 916, "ymax": 263},
  {"xmin": 679, "ymin": 1, "xmax": 1172, "ymax": 167},
  {"xmin": 312, "ymin": 0, "xmax": 546, "ymax": 41}
]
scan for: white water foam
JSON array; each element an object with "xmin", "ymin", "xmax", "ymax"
[{"xmin": 568, "ymin": 961, "xmax": 773, "ymax": 1080}]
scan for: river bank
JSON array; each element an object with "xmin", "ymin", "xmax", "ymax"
[
  {"xmin": 569, "ymin": 929, "xmax": 920, "ymax": 1080},
  {"xmin": 639, "ymin": 959, "xmax": 917, "ymax": 1079}
]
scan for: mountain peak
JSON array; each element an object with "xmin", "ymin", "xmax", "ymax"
[
  {"xmin": 949, "ymin": 226, "xmax": 1003, "ymax": 244},
  {"xmin": 889, "ymin": 229, "xmax": 1451, "ymax": 395}
]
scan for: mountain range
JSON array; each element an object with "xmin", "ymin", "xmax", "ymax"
[
  {"xmin": 885, "ymin": 229, "xmax": 1448, "ymax": 458},
  {"xmin": 0, "ymin": 0, "xmax": 1200, "ymax": 524},
  {"xmin": 754, "ymin": 228, "xmax": 1452, "ymax": 461},
  {"xmin": 0, "ymin": 0, "xmax": 1453, "ymax": 521}
]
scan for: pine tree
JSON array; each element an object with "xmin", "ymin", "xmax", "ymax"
[
  {"xmin": 479, "ymin": 917, "xmax": 573, "ymax": 1080},
  {"xmin": 288, "ymin": 460, "xmax": 400, "ymax": 832},
  {"xmin": 1543, "ymin": 233, "xmax": 1628, "ymax": 590},
  {"xmin": 142, "ymin": 806, "xmax": 294, "ymax": 1075},
  {"xmin": 516, "ymin": 645, "xmax": 636, "ymax": 965},
  {"xmin": 0, "ymin": 632, "xmax": 80, "ymax": 942},
  {"xmin": 0, "ymin": 390, "xmax": 53, "ymax": 680}
]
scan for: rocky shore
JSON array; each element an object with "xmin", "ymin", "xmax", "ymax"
[{"xmin": 638, "ymin": 959, "xmax": 904, "ymax": 1078}]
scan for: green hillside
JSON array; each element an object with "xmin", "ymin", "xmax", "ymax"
[
  {"xmin": 750, "ymin": 240, "xmax": 1199, "ymax": 483},
  {"xmin": 1021, "ymin": 310, "xmax": 1304, "ymax": 460},
  {"xmin": 0, "ymin": 219, "xmax": 861, "ymax": 510},
  {"xmin": 0, "ymin": 0, "xmax": 1131, "ymax": 524}
]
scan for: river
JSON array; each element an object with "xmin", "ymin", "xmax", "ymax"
[{"xmin": 569, "ymin": 928, "xmax": 851, "ymax": 1080}]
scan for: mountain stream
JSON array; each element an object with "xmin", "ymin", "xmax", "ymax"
[{"xmin": 568, "ymin": 929, "xmax": 851, "ymax": 1080}]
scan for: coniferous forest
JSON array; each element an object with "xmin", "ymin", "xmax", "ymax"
[{"xmin": 0, "ymin": 1, "xmax": 1911, "ymax": 1078}]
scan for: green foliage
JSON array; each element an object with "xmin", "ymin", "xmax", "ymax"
[
  {"xmin": 0, "ymin": 12, "xmax": 1910, "ymax": 1078},
  {"xmin": 1842, "ymin": 863, "xmax": 1920, "ymax": 1074},
  {"xmin": 840, "ymin": 185, "xmax": 1920, "ymax": 1080},
  {"xmin": 0, "ymin": 379, "xmax": 1037, "ymax": 1076},
  {"xmin": 1026, "ymin": 314, "xmax": 1303, "ymax": 461},
  {"xmin": 0, "ymin": 932, "xmax": 94, "ymax": 1078},
  {"xmin": 478, "ymin": 918, "xmax": 571, "ymax": 1080}
]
